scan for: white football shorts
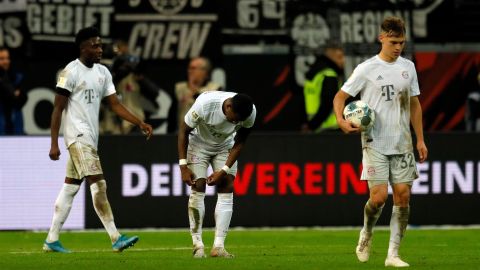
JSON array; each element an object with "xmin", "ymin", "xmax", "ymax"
[
  {"xmin": 361, "ymin": 147, "xmax": 419, "ymax": 188},
  {"xmin": 186, "ymin": 142, "xmax": 237, "ymax": 180},
  {"xmin": 66, "ymin": 142, "xmax": 103, "ymax": 179}
]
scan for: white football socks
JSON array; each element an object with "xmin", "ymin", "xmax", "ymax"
[
  {"xmin": 388, "ymin": 205, "xmax": 410, "ymax": 257},
  {"xmin": 363, "ymin": 200, "xmax": 384, "ymax": 233},
  {"xmin": 188, "ymin": 191, "xmax": 206, "ymax": 247},
  {"xmin": 213, "ymin": 193, "xmax": 233, "ymax": 248},
  {"xmin": 90, "ymin": 180, "xmax": 121, "ymax": 243},
  {"xmin": 46, "ymin": 183, "xmax": 80, "ymax": 243}
]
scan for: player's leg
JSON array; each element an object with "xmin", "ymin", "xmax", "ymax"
[
  {"xmin": 44, "ymin": 177, "xmax": 81, "ymax": 253},
  {"xmin": 385, "ymin": 183, "xmax": 411, "ymax": 267},
  {"xmin": 44, "ymin": 145, "xmax": 84, "ymax": 253},
  {"xmin": 189, "ymin": 178, "xmax": 207, "ymax": 257},
  {"xmin": 67, "ymin": 142, "xmax": 136, "ymax": 252},
  {"xmin": 365, "ymin": 183, "xmax": 388, "ymax": 233},
  {"xmin": 385, "ymin": 151, "xmax": 417, "ymax": 267},
  {"xmin": 356, "ymin": 148, "xmax": 389, "ymax": 262},
  {"xmin": 209, "ymin": 152, "xmax": 236, "ymax": 258},
  {"xmin": 187, "ymin": 145, "xmax": 209, "ymax": 258},
  {"xmin": 86, "ymin": 175, "xmax": 138, "ymax": 252}
]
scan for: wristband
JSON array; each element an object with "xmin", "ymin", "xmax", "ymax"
[
  {"xmin": 221, "ymin": 165, "xmax": 230, "ymax": 173},
  {"xmin": 179, "ymin": 159, "xmax": 187, "ymax": 166}
]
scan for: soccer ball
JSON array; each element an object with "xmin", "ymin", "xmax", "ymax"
[{"xmin": 343, "ymin": 100, "xmax": 375, "ymax": 131}]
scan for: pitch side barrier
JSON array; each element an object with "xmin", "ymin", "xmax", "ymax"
[{"xmin": 81, "ymin": 133, "xmax": 480, "ymax": 228}]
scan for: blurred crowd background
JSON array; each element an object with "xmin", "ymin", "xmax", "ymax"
[{"xmin": 1, "ymin": 0, "xmax": 480, "ymax": 135}]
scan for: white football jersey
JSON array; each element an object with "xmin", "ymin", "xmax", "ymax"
[
  {"xmin": 341, "ymin": 55, "xmax": 420, "ymax": 155},
  {"xmin": 56, "ymin": 59, "xmax": 116, "ymax": 149},
  {"xmin": 184, "ymin": 91, "xmax": 256, "ymax": 151}
]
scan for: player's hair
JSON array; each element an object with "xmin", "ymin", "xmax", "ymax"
[
  {"xmin": 231, "ymin": 93, "xmax": 254, "ymax": 121},
  {"xmin": 75, "ymin": 26, "xmax": 100, "ymax": 48},
  {"xmin": 380, "ymin": 16, "xmax": 405, "ymax": 37},
  {"xmin": 0, "ymin": 46, "xmax": 8, "ymax": 52}
]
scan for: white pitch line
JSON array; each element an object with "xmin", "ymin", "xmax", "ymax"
[
  {"xmin": 8, "ymin": 245, "xmax": 315, "ymax": 255},
  {"xmin": 9, "ymin": 246, "xmax": 191, "ymax": 255}
]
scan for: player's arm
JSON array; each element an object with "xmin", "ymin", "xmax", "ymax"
[
  {"xmin": 410, "ymin": 96, "xmax": 428, "ymax": 163},
  {"xmin": 333, "ymin": 90, "xmax": 360, "ymax": 134},
  {"xmin": 227, "ymin": 127, "xmax": 252, "ymax": 167},
  {"xmin": 207, "ymin": 127, "xmax": 252, "ymax": 186},
  {"xmin": 49, "ymin": 88, "xmax": 69, "ymax": 160},
  {"xmin": 178, "ymin": 120, "xmax": 195, "ymax": 185},
  {"xmin": 105, "ymin": 94, "xmax": 152, "ymax": 139}
]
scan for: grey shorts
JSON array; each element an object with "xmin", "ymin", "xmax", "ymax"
[
  {"xmin": 187, "ymin": 143, "xmax": 237, "ymax": 180},
  {"xmin": 66, "ymin": 142, "xmax": 103, "ymax": 179},
  {"xmin": 361, "ymin": 148, "xmax": 418, "ymax": 188}
]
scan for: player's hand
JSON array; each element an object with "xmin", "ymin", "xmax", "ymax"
[
  {"xmin": 140, "ymin": 122, "xmax": 153, "ymax": 140},
  {"xmin": 417, "ymin": 140, "xmax": 428, "ymax": 163},
  {"xmin": 49, "ymin": 145, "xmax": 61, "ymax": 161},
  {"xmin": 207, "ymin": 170, "xmax": 226, "ymax": 186},
  {"xmin": 338, "ymin": 119, "xmax": 361, "ymax": 134},
  {"xmin": 180, "ymin": 165, "xmax": 196, "ymax": 186}
]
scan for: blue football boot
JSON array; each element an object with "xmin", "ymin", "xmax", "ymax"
[
  {"xmin": 112, "ymin": 235, "xmax": 139, "ymax": 252},
  {"xmin": 43, "ymin": 240, "xmax": 71, "ymax": 253}
]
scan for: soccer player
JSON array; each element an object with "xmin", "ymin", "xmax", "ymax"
[
  {"xmin": 333, "ymin": 16, "xmax": 428, "ymax": 267},
  {"xmin": 178, "ymin": 91, "xmax": 256, "ymax": 258},
  {"xmin": 44, "ymin": 27, "xmax": 153, "ymax": 253}
]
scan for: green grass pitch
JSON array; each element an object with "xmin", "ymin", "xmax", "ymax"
[{"xmin": 0, "ymin": 228, "xmax": 479, "ymax": 270}]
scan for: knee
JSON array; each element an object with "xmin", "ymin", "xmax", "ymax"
[
  {"xmin": 90, "ymin": 180, "xmax": 107, "ymax": 194},
  {"xmin": 192, "ymin": 179, "xmax": 207, "ymax": 192},
  {"xmin": 369, "ymin": 194, "xmax": 387, "ymax": 208},
  {"xmin": 216, "ymin": 177, "xmax": 234, "ymax": 193},
  {"xmin": 394, "ymin": 193, "xmax": 410, "ymax": 206}
]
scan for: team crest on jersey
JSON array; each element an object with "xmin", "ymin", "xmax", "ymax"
[
  {"xmin": 191, "ymin": 110, "xmax": 199, "ymax": 121},
  {"xmin": 98, "ymin": 77, "xmax": 104, "ymax": 85},
  {"xmin": 402, "ymin": 71, "xmax": 409, "ymax": 79},
  {"xmin": 90, "ymin": 162, "xmax": 99, "ymax": 171},
  {"xmin": 57, "ymin": 69, "xmax": 68, "ymax": 88},
  {"xmin": 367, "ymin": 166, "xmax": 376, "ymax": 176}
]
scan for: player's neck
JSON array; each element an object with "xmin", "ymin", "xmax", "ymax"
[
  {"xmin": 378, "ymin": 52, "xmax": 398, "ymax": 63},
  {"xmin": 79, "ymin": 57, "xmax": 94, "ymax": 68}
]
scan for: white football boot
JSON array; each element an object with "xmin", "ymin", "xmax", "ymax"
[
  {"xmin": 192, "ymin": 245, "xmax": 206, "ymax": 258},
  {"xmin": 385, "ymin": 256, "xmax": 410, "ymax": 267},
  {"xmin": 210, "ymin": 246, "xmax": 234, "ymax": 258},
  {"xmin": 355, "ymin": 229, "xmax": 372, "ymax": 262}
]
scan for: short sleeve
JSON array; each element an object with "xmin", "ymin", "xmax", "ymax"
[
  {"xmin": 103, "ymin": 68, "xmax": 116, "ymax": 98},
  {"xmin": 56, "ymin": 68, "xmax": 75, "ymax": 92},
  {"xmin": 341, "ymin": 65, "xmax": 366, "ymax": 97},
  {"xmin": 410, "ymin": 63, "xmax": 420, "ymax": 97},
  {"xmin": 241, "ymin": 105, "xmax": 256, "ymax": 128},
  {"xmin": 184, "ymin": 99, "xmax": 203, "ymax": 128}
]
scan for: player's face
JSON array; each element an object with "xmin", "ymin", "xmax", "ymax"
[
  {"xmin": 224, "ymin": 102, "xmax": 241, "ymax": 124},
  {"xmin": 379, "ymin": 34, "xmax": 405, "ymax": 62},
  {"xmin": 82, "ymin": 37, "xmax": 103, "ymax": 64},
  {"xmin": 0, "ymin": 50, "xmax": 11, "ymax": 71}
]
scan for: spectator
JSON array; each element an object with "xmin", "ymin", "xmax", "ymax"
[
  {"xmin": 466, "ymin": 70, "xmax": 480, "ymax": 132},
  {"xmin": 175, "ymin": 57, "xmax": 221, "ymax": 131},
  {"xmin": 301, "ymin": 41, "xmax": 345, "ymax": 133},
  {"xmin": 100, "ymin": 40, "xmax": 143, "ymax": 134},
  {"xmin": 0, "ymin": 46, "xmax": 27, "ymax": 135}
]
